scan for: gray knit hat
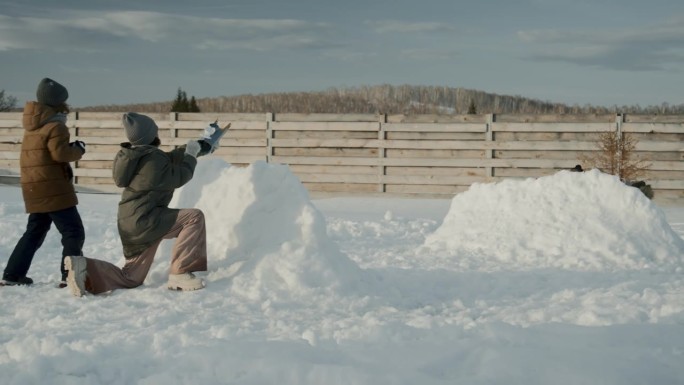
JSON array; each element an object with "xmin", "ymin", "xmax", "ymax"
[
  {"xmin": 36, "ymin": 78, "xmax": 69, "ymax": 107},
  {"xmin": 122, "ymin": 112, "xmax": 159, "ymax": 146}
]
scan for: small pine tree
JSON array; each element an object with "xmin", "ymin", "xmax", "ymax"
[
  {"xmin": 180, "ymin": 91, "xmax": 189, "ymax": 112},
  {"xmin": 171, "ymin": 88, "xmax": 184, "ymax": 112},
  {"xmin": 171, "ymin": 87, "xmax": 200, "ymax": 112},
  {"xmin": 467, "ymin": 99, "xmax": 477, "ymax": 114},
  {"xmin": 189, "ymin": 96, "xmax": 200, "ymax": 112}
]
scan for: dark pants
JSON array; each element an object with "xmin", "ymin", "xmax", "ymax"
[{"xmin": 3, "ymin": 206, "xmax": 85, "ymax": 282}]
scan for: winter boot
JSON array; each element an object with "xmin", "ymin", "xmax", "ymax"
[
  {"xmin": 58, "ymin": 272, "xmax": 68, "ymax": 289},
  {"xmin": 1, "ymin": 275, "xmax": 33, "ymax": 286},
  {"xmin": 64, "ymin": 255, "xmax": 87, "ymax": 297},
  {"xmin": 167, "ymin": 272, "xmax": 205, "ymax": 291}
]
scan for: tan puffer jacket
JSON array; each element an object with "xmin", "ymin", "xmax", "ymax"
[{"xmin": 20, "ymin": 101, "xmax": 83, "ymax": 213}]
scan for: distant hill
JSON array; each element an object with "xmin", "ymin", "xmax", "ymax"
[{"xmin": 78, "ymin": 84, "xmax": 684, "ymax": 115}]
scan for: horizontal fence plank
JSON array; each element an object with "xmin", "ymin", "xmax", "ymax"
[
  {"xmin": 81, "ymin": 153, "xmax": 118, "ymax": 161},
  {"xmin": 0, "ymin": 121, "xmax": 23, "ymax": 128},
  {"xmin": 169, "ymin": 121, "xmax": 267, "ymax": 130},
  {"xmin": 0, "ymin": 158, "xmax": 19, "ymax": 167},
  {"xmin": 274, "ymin": 147, "xmax": 377, "ymax": 157},
  {"xmin": 0, "ymin": 151, "xmax": 19, "ymax": 160},
  {"xmin": 289, "ymin": 164, "xmax": 378, "ymax": 175},
  {"xmin": 164, "ymin": 138, "xmax": 267, "ymax": 147},
  {"xmin": 494, "ymin": 114, "xmax": 617, "ymax": 123},
  {"xmin": 381, "ymin": 158, "xmax": 580, "ymax": 168},
  {"xmin": 297, "ymin": 173, "xmax": 379, "ymax": 184},
  {"xmin": 77, "ymin": 112, "xmax": 138, "ymax": 119},
  {"xmin": 386, "ymin": 132, "xmax": 485, "ymax": 140},
  {"xmin": 75, "ymin": 184, "xmax": 122, "ymax": 194},
  {"xmin": 176, "ymin": 112, "xmax": 272, "ymax": 121},
  {"xmin": 271, "ymin": 121, "xmax": 380, "ymax": 131},
  {"xmin": 651, "ymin": 179, "xmax": 684, "ymax": 189},
  {"xmin": 382, "ymin": 174, "xmax": 492, "ymax": 185},
  {"xmin": 383, "ymin": 140, "xmax": 599, "ymax": 151},
  {"xmin": 75, "ymin": 168, "xmax": 111, "ymax": 177},
  {"xmin": 272, "ymin": 138, "xmax": 380, "ymax": 148},
  {"xmin": 275, "ymin": 113, "xmax": 382, "ymax": 122},
  {"xmin": 274, "ymin": 130, "xmax": 377, "ymax": 139},
  {"xmin": 623, "ymin": 115, "xmax": 684, "ymax": 123},
  {"xmin": 492, "ymin": 122, "xmax": 615, "ymax": 132},
  {"xmin": 382, "ymin": 123, "xmax": 487, "ymax": 133},
  {"xmin": 648, "ymin": 160, "xmax": 684, "ymax": 171},
  {"xmin": 216, "ymin": 155, "xmax": 267, "ymax": 164},
  {"xmin": 71, "ymin": 120, "xmax": 124, "ymax": 129},
  {"xmin": 272, "ymin": 156, "xmax": 378, "ymax": 166},
  {"xmin": 302, "ymin": 182, "xmax": 380, "ymax": 193},
  {"xmin": 385, "ymin": 184, "xmax": 469, "ymax": 194},
  {"xmin": 623, "ymin": 123, "xmax": 684, "ymax": 134},
  {"xmin": 296, "ymin": 173, "xmax": 492, "ymax": 185},
  {"xmin": 0, "ymin": 113, "xmax": 23, "ymax": 120},
  {"xmin": 634, "ymin": 142, "xmax": 684, "ymax": 152},
  {"xmin": 387, "ymin": 114, "xmax": 487, "ymax": 123}
]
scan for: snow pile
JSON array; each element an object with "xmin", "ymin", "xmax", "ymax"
[
  {"xmin": 425, "ymin": 170, "xmax": 684, "ymax": 271},
  {"xmin": 169, "ymin": 159, "xmax": 366, "ymax": 300}
]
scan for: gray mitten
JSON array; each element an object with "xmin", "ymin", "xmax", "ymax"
[{"xmin": 185, "ymin": 140, "xmax": 201, "ymax": 158}]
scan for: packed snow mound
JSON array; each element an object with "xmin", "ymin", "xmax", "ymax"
[
  {"xmin": 170, "ymin": 159, "xmax": 365, "ymax": 300},
  {"xmin": 425, "ymin": 170, "xmax": 684, "ymax": 271}
]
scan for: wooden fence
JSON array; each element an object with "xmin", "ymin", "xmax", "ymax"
[{"xmin": 1, "ymin": 112, "xmax": 683, "ymax": 202}]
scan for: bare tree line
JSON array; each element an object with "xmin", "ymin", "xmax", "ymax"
[{"xmin": 78, "ymin": 84, "xmax": 684, "ymax": 115}]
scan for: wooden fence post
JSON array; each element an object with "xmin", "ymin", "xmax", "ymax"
[
  {"xmin": 378, "ymin": 113, "xmax": 387, "ymax": 193},
  {"xmin": 616, "ymin": 113, "xmax": 623, "ymax": 178},
  {"xmin": 169, "ymin": 112, "xmax": 178, "ymax": 142},
  {"xmin": 486, "ymin": 113, "xmax": 495, "ymax": 178},
  {"xmin": 267, "ymin": 112, "xmax": 274, "ymax": 163}
]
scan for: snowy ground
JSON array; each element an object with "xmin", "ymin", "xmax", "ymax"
[{"xmin": 1, "ymin": 159, "xmax": 683, "ymax": 385}]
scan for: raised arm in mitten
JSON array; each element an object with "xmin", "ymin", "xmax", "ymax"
[{"xmin": 197, "ymin": 121, "xmax": 230, "ymax": 156}]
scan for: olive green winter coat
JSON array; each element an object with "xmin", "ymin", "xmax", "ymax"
[
  {"xmin": 19, "ymin": 101, "xmax": 83, "ymax": 213},
  {"xmin": 113, "ymin": 143, "xmax": 196, "ymax": 258}
]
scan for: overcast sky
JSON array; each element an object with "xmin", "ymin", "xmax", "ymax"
[{"xmin": 1, "ymin": 0, "xmax": 683, "ymax": 108}]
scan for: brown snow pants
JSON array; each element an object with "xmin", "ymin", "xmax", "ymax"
[{"xmin": 83, "ymin": 209, "xmax": 207, "ymax": 294}]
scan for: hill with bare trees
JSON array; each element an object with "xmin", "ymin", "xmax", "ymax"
[{"xmin": 78, "ymin": 84, "xmax": 684, "ymax": 115}]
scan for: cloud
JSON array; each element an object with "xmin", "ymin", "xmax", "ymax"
[
  {"xmin": 399, "ymin": 48, "xmax": 459, "ymax": 60},
  {"xmin": 517, "ymin": 16, "xmax": 684, "ymax": 71},
  {"xmin": 0, "ymin": 11, "xmax": 333, "ymax": 52},
  {"xmin": 321, "ymin": 49, "xmax": 380, "ymax": 62},
  {"xmin": 368, "ymin": 20, "xmax": 454, "ymax": 34}
]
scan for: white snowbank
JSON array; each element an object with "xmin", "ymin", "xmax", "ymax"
[
  {"xmin": 169, "ymin": 159, "xmax": 367, "ymax": 301},
  {"xmin": 425, "ymin": 170, "xmax": 684, "ymax": 271}
]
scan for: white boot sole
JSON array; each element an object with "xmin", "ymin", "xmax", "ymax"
[
  {"xmin": 167, "ymin": 283, "xmax": 205, "ymax": 291},
  {"xmin": 65, "ymin": 256, "xmax": 86, "ymax": 297}
]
